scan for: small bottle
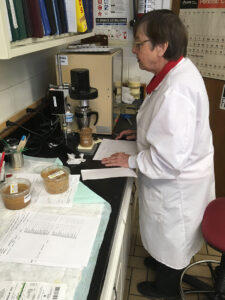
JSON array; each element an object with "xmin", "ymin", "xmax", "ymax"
[{"xmin": 65, "ymin": 104, "xmax": 74, "ymax": 134}]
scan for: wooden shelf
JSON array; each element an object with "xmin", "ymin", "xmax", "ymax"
[{"xmin": 0, "ymin": 1, "xmax": 94, "ymax": 59}]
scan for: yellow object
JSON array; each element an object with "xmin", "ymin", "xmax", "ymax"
[
  {"xmin": 78, "ymin": 138, "xmax": 102, "ymax": 150},
  {"xmin": 78, "ymin": 142, "xmax": 95, "ymax": 150},
  {"xmin": 76, "ymin": 0, "xmax": 87, "ymax": 32},
  {"xmin": 129, "ymin": 81, "xmax": 141, "ymax": 97}
]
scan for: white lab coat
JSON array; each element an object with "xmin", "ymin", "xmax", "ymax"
[{"xmin": 128, "ymin": 58, "xmax": 215, "ymax": 269}]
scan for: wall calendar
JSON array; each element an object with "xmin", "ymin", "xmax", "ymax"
[{"xmin": 179, "ymin": 3, "xmax": 225, "ymax": 80}]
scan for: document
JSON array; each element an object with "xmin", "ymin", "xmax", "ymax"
[
  {"xmin": 0, "ymin": 211, "xmax": 101, "ymax": 269},
  {"xmin": 0, "ymin": 281, "xmax": 66, "ymax": 300},
  {"xmin": 93, "ymin": 139, "xmax": 137, "ymax": 160},
  {"xmin": 81, "ymin": 167, "xmax": 137, "ymax": 180}
]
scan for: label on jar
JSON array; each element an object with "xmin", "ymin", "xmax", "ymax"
[
  {"xmin": 24, "ymin": 193, "xmax": 31, "ymax": 203},
  {"xmin": 48, "ymin": 170, "xmax": 64, "ymax": 179},
  {"xmin": 10, "ymin": 184, "xmax": 18, "ymax": 194}
]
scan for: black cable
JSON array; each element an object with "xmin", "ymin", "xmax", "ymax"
[
  {"xmin": 6, "ymin": 121, "xmax": 43, "ymax": 137},
  {"xmin": 6, "ymin": 117, "xmax": 60, "ymax": 138},
  {"xmin": 23, "ymin": 118, "xmax": 62, "ymax": 156},
  {"xmin": 27, "ymin": 109, "xmax": 53, "ymax": 123}
]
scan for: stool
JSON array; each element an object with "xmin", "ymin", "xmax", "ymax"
[{"xmin": 180, "ymin": 197, "xmax": 225, "ymax": 300}]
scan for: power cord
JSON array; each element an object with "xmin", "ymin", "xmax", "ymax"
[
  {"xmin": 26, "ymin": 107, "xmax": 53, "ymax": 123},
  {"xmin": 6, "ymin": 116, "xmax": 61, "ymax": 155},
  {"xmin": 6, "ymin": 117, "xmax": 60, "ymax": 138},
  {"xmin": 6, "ymin": 120, "xmax": 43, "ymax": 137}
]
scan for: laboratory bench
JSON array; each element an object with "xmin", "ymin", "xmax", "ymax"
[{"xmin": 0, "ymin": 111, "xmax": 137, "ymax": 300}]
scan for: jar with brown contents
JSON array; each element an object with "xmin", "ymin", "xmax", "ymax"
[
  {"xmin": 41, "ymin": 165, "xmax": 70, "ymax": 194},
  {"xmin": 0, "ymin": 178, "xmax": 31, "ymax": 210}
]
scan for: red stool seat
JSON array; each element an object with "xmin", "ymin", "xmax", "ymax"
[
  {"xmin": 201, "ymin": 197, "xmax": 225, "ymax": 253},
  {"xmin": 180, "ymin": 198, "xmax": 225, "ymax": 299}
]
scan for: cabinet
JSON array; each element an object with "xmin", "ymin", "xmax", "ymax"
[
  {"xmin": 100, "ymin": 178, "xmax": 134, "ymax": 300},
  {"xmin": 0, "ymin": 1, "xmax": 94, "ymax": 59}
]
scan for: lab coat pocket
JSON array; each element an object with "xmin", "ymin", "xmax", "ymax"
[{"xmin": 139, "ymin": 174, "xmax": 163, "ymax": 222}]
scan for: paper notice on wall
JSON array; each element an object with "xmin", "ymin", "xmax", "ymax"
[
  {"xmin": 94, "ymin": 0, "xmax": 129, "ymax": 40},
  {"xmin": 179, "ymin": 8, "xmax": 225, "ymax": 80}
]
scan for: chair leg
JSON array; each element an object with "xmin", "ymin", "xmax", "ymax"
[
  {"xmin": 208, "ymin": 261, "xmax": 217, "ymax": 283},
  {"xmin": 180, "ymin": 260, "xmax": 220, "ymax": 300},
  {"xmin": 215, "ymin": 253, "xmax": 225, "ymax": 295}
]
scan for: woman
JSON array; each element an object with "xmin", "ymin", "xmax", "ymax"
[{"xmin": 101, "ymin": 9, "xmax": 215, "ymax": 299}]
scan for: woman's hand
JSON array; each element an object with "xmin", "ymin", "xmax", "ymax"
[
  {"xmin": 115, "ymin": 129, "xmax": 136, "ymax": 140},
  {"xmin": 101, "ymin": 152, "xmax": 130, "ymax": 168}
]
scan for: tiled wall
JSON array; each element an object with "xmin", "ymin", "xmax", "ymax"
[{"xmin": 0, "ymin": 49, "xmax": 57, "ymax": 125}]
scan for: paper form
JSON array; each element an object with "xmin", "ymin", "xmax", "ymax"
[
  {"xmin": 93, "ymin": 139, "xmax": 137, "ymax": 160},
  {"xmin": 81, "ymin": 167, "xmax": 137, "ymax": 180},
  {"xmin": 0, "ymin": 211, "xmax": 101, "ymax": 269},
  {"xmin": 0, "ymin": 281, "xmax": 66, "ymax": 300},
  {"xmin": 11, "ymin": 173, "xmax": 80, "ymax": 207}
]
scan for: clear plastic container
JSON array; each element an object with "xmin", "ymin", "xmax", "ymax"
[
  {"xmin": 79, "ymin": 128, "xmax": 93, "ymax": 147},
  {"xmin": 0, "ymin": 178, "xmax": 31, "ymax": 210},
  {"xmin": 41, "ymin": 165, "xmax": 70, "ymax": 194}
]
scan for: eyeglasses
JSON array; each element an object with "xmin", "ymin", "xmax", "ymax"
[{"xmin": 133, "ymin": 39, "xmax": 150, "ymax": 50}]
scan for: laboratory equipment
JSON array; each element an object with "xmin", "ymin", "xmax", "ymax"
[
  {"xmin": 56, "ymin": 48, "xmax": 123, "ymax": 134},
  {"xmin": 69, "ymin": 68, "xmax": 99, "ymax": 131}
]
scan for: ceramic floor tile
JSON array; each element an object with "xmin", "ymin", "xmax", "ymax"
[
  {"xmin": 185, "ymin": 264, "xmax": 212, "ymax": 278},
  {"xmin": 198, "ymin": 292, "xmax": 216, "ymax": 300},
  {"xmin": 181, "ymin": 293, "xmax": 199, "ymax": 300},
  {"xmin": 198, "ymin": 242, "xmax": 208, "ymax": 254},
  {"xmin": 193, "ymin": 253, "xmax": 221, "ymax": 262},
  {"xmin": 128, "ymin": 295, "xmax": 152, "ymax": 300},
  {"xmin": 136, "ymin": 230, "xmax": 143, "ymax": 246},
  {"xmin": 126, "ymin": 267, "xmax": 132, "ymax": 280},
  {"xmin": 130, "ymin": 233, "xmax": 138, "ymax": 255},
  {"xmin": 197, "ymin": 276, "xmax": 213, "ymax": 285},
  {"xmin": 134, "ymin": 245, "xmax": 149, "ymax": 257},
  {"xmin": 128, "ymin": 255, "xmax": 146, "ymax": 269},
  {"xmin": 130, "ymin": 268, "xmax": 148, "ymax": 295},
  {"xmin": 124, "ymin": 279, "xmax": 130, "ymax": 300},
  {"xmin": 207, "ymin": 245, "xmax": 221, "ymax": 256}
]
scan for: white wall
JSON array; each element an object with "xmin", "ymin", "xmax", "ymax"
[
  {"xmin": 0, "ymin": 48, "xmax": 57, "ymax": 125},
  {"xmin": 0, "ymin": 39, "xmax": 152, "ymax": 129}
]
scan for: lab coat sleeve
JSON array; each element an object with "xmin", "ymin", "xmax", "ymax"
[
  {"xmin": 135, "ymin": 89, "xmax": 197, "ymax": 179},
  {"xmin": 128, "ymin": 154, "xmax": 138, "ymax": 169}
]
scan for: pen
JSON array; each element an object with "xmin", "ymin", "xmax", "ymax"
[{"xmin": 17, "ymin": 135, "xmax": 26, "ymax": 152}]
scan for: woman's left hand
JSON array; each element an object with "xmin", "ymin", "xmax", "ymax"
[{"xmin": 101, "ymin": 152, "xmax": 130, "ymax": 168}]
